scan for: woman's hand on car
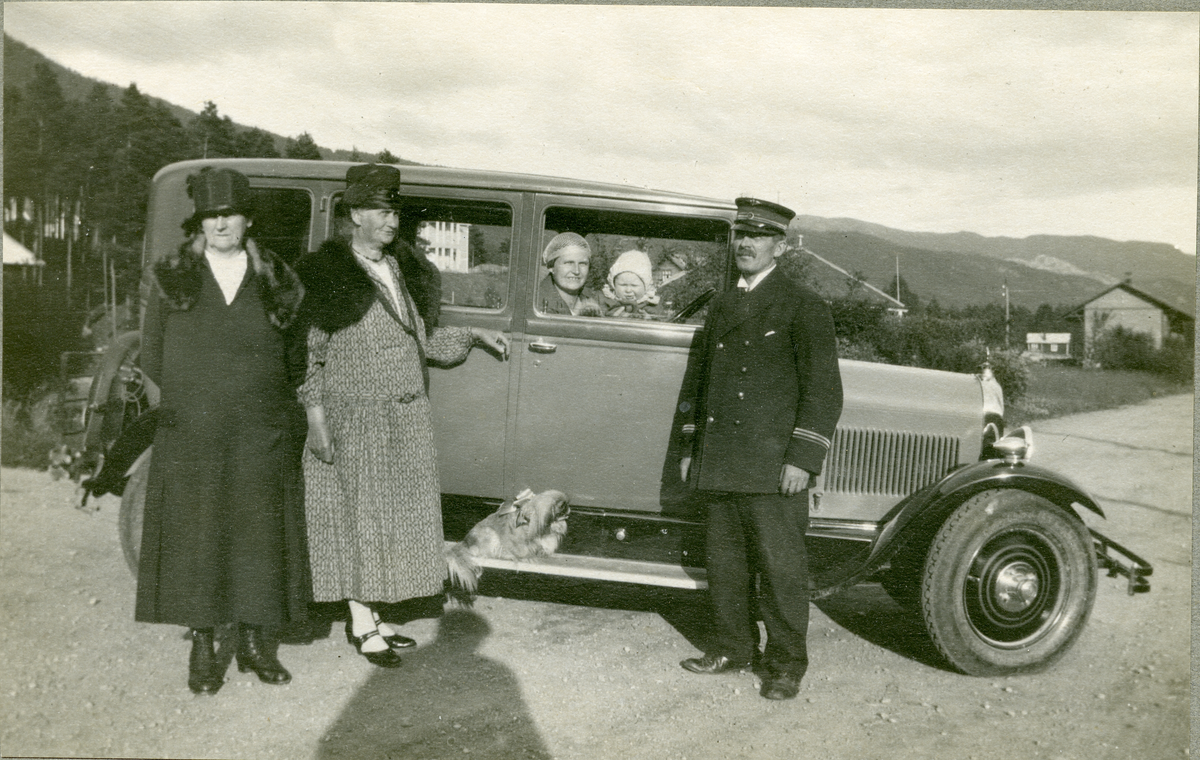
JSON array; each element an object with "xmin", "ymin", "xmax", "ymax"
[
  {"xmin": 305, "ymin": 406, "xmax": 335, "ymax": 464},
  {"xmin": 469, "ymin": 328, "xmax": 510, "ymax": 360}
]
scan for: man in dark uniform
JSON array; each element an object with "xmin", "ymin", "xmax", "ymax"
[{"xmin": 676, "ymin": 197, "xmax": 843, "ymax": 700}]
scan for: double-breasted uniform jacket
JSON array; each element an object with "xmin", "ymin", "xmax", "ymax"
[{"xmin": 677, "ymin": 267, "xmax": 843, "ymax": 493}]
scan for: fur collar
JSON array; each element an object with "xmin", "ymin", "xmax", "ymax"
[
  {"xmin": 294, "ymin": 236, "xmax": 442, "ymax": 335},
  {"xmin": 152, "ymin": 236, "xmax": 304, "ymax": 329}
]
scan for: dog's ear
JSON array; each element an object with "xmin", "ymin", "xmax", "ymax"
[
  {"xmin": 494, "ymin": 500, "xmax": 517, "ymax": 516},
  {"xmin": 511, "ymin": 489, "xmax": 536, "ymax": 527}
]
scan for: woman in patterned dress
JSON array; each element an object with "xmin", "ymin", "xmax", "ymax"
[{"xmin": 295, "ymin": 164, "xmax": 508, "ymax": 668}]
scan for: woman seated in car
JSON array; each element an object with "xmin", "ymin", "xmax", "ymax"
[
  {"xmin": 536, "ymin": 232, "xmax": 602, "ymax": 316},
  {"xmin": 601, "ymin": 249, "xmax": 661, "ymax": 319}
]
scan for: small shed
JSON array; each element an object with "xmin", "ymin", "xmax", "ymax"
[
  {"xmin": 1026, "ymin": 332, "xmax": 1072, "ymax": 359},
  {"xmin": 1065, "ymin": 280, "xmax": 1194, "ymax": 355},
  {"xmin": 3, "ymin": 232, "xmax": 41, "ymax": 266}
]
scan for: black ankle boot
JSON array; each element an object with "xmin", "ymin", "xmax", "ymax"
[
  {"xmin": 188, "ymin": 628, "xmax": 223, "ymax": 695},
  {"xmin": 236, "ymin": 624, "xmax": 291, "ymax": 685}
]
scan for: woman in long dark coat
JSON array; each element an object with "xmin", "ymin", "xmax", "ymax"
[
  {"xmin": 296, "ymin": 163, "xmax": 508, "ymax": 668},
  {"xmin": 136, "ymin": 167, "xmax": 310, "ymax": 695}
]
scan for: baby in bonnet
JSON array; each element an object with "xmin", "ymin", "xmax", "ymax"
[{"xmin": 602, "ymin": 249, "xmax": 661, "ymax": 319}]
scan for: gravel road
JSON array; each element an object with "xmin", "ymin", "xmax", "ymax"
[{"xmin": 0, "ymin": 393, "xmax": 1191, "ymax": 760}]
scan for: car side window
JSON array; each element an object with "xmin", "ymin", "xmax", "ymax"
[
  {"xmin": 248, "ymin": 188, "xmax": 312, "ymax": 267},
  {"xmin": 538, "ymin": 207, "xmax": 729, "ymax": 324},
  {"xmin": 331, "ymin": 195, "xmax": 513, "ymax": 310}
]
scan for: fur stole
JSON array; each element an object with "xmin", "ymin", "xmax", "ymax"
[
  {"xmin": 152, "ymin": 236, "xmax": 304, "ymax": 329},
  {"xmin": 294, "ymin": 236, "xmax": 442, "ymax": 335}
]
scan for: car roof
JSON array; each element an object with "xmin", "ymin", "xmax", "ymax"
[{"xmin": 153, "ymin": 158, "xmax": 735, "ymax": 212}]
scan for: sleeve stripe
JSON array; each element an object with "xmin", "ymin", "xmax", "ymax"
[
  {"xmin": 681, "ymin": 424, "xmax": 696, "ymax": 435},
  {"xmin": 792, "ymin": 428, "xmax": 831, "ymax": 449}
]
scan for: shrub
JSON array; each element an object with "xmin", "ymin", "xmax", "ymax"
[
  {"xmin": 1, "ymin": 387, "xmax": 66, "ymax": 469},
  {"xmin": 1092, "ymin": 326, "xmax": 1156, "ymax": 372},
  {"xmin": 988, "ymin": 348, "xmax": 1030, "ymax": 406},
  {"xmin": 1150, "ymin": 334, "xmax": 1195, "ymax": 383},
  {"xmin": 836, "ymin": 337, "xmax": 885, "ymax": 363}
]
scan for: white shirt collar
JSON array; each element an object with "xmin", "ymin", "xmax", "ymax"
[{"xmin": 736, "ymin": 263, "xmax": 777, "ymax": 292}]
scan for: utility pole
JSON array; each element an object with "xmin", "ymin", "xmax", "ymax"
[
  {"xmin": 895, "ymin": 256, "xmax": 901, "ymax": 302},
  {"xmin": 1003, "ymin": 278, "xmax": 1010, "ymax": 349}
]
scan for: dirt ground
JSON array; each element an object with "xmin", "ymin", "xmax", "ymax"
[{"xmin": 0, "ymin": 393, "xmax": 1191, "ymax": 760}]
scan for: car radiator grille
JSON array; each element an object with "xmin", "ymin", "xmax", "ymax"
[{"xmin": 823, "ymin": 428, "xmax": 960, "ymax": 495}]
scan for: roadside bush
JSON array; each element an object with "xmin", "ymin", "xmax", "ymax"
[
  {"xmin": 987, "ymin": 348, "xmax": 1030, "ymax": 406},
  {"xmin": 836, "ymin": 337, "xmax": 885, "ymax": 363},
  {"xmin": 1150, "ymin": 334, "xmax": 1195, "ymax": 383},
  {"xmin": 1092, "ymin": 327, "xmax": 1156, "ymax": 372},
  {"xmin": 1, "ymin": 386, "xmax": 66, "ymax": 469},
  {"xmin": 828, "ymin": 300, "xmax": 1031, "ymax": 405},
  {"xmin": 1093, "ymin": 327, "xmax": 1194, "ymax": 383}
]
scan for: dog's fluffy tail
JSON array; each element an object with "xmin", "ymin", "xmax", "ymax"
[{"xmin": 444, "ymin": 543, "xmax": 482, "ymax": 595}]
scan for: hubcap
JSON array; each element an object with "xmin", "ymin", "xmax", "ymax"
[
  {"xmin": 964, "ymin": 530, "xmax": 1064, "ymax": 648},
  {"xmin": 993, "ymin": 561, "xmax": 1040, "ymax": 613}
]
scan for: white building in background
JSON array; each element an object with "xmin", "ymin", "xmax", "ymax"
[
  {"xmin": 1025, "ymin": 332, "xmax": 1071, "ymax": 360},
  {"xmin": 418, "ymin": 221, "xmax": 470, "ymax": 272}
]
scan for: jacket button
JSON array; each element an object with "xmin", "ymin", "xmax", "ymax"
[
  {"xmin": 737, "ymin": 392, "xmax": 744, "ymax": 399},
  {"xmin": 716, "ymin": 342, "xmax": 724, "ymax": 349},
  {"xmin": 744, "ymin": 340, "xmax": 750, "ymax": 346},
  {"xmin": 741, "ymin": 367, "xmax": 747, "ymax": 373},
  {"xmin": 734, "ymin": 420, "xmax": 741, "ymax": 425},
  {"xmin": 707, "ymin": 416, "xmax": 714, "ymax": 423}
]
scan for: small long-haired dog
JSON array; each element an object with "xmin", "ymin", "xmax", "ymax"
[{"xmin": 445, "ymin": 489, "xmax": 570, "ymax": 595}]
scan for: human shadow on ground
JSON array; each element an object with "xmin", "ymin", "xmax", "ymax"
[
  {"xmin": 476, "ymin": 572, "xmax": 715, "ymax": 653},
  {"xmin": 316, "ymin": 608, "xmax": 552, "ymax": 760},
  {"xmin": 814, "ymin": 584, "xmax": 955, "ymax": 673}
]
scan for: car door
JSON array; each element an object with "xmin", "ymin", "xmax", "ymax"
[
  {"xmin": 509, "ymin": 197, "xmax": 731, "ymax": 514},
  {"xmin": 378, "ymin": 189, "xmax": 523, "ymax": 500}
]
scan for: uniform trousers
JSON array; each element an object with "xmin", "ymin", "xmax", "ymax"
[{"xmin": 704, "ymin": 490, "xmax": 810, "ymax": 678}]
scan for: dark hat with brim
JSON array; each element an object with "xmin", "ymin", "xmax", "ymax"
[
  {"xmin": 343, "ymin": 163, "xmax": 403, "ymax": 210},
  {"xmin": 733, "ymin": 197, "xmax": 795, "ymax": 236},
  {"xmin": 183, "ymin": 167, "xmax": 253, "ymax": 230}
]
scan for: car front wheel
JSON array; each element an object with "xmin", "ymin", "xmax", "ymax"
[{"xmin": 921, "ymin": 488, "xmax": 1096, "ymax": 676}]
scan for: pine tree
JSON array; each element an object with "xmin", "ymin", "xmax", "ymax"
[{"xmin": 285, "ymin": 132, "xmax": 322, "ymax": 160}]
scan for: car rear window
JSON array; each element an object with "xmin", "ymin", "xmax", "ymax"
[{"xmin": 539, "ymin": 206, "xmax": 729, "ymax": 324}]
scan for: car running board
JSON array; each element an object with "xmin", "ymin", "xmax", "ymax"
[{"xmin": 444, "ymin": 542, "xmax": 708, "ymax": 589}]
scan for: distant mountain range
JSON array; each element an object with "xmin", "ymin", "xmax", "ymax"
[
  {"xmin": 7, "ymin": 33, "xmax": 1195, "ymax": 314},
  {"xmin": 792, "ymin": 216, "xmax": 1195, "ymax": 313}
]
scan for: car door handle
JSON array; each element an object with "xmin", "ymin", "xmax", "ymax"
[{"xmin": 529, "ymin": 340, "xmax": 558, "ymax": 354}]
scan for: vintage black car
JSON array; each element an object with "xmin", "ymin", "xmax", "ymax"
[{"xmin": 79, "ymin": 158, "xmax": 1150, "ymax": 677}]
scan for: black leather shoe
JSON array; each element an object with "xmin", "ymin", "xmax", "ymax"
[
  {"xmin": 236, "ymin": 625, "xmax": 292, "ymax": 685},
  {"xmin": 380, "ymin": 631, "xmax": 417, "ymax": 650},
  {"xmin": 188, "ymin": 628, "xmax": 223, "ymax": 695},
  {"xmin": 680, "ymin": 653, "xmax": 751, "ymax": 675},
  {"xmin": 348, "ymin": 619, "xmax": 416, "ymax": 650},
  {"xmin": 761, "ymin": 673, "xmax": 801, "ymax": 700},
  {"xmin": 346, "ymin": 623, "xmax": 404, "ymax": 668}
]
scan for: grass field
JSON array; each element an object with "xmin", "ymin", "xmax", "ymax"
[{"xmin": 1007, "ymin": 362, "xmax": 1192, "ymax": 426}]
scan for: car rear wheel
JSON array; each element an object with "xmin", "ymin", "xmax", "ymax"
[
  {"xmin": 119, "ymin": 448, "xmax": 151, "ymax": 577},
  {"xmin": 921, "ymin": 489, "xmax": 1096, "ymax": 676}
]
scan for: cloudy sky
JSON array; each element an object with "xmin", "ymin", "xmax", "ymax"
[{"xmin": 6, "ymin": 2, "xmax": 1198, "ymax": 254}]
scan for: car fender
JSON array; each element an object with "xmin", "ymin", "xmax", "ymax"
[{"xmin": 812, "ymin": 460, "xmax": 1103, "ymax": 599}]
